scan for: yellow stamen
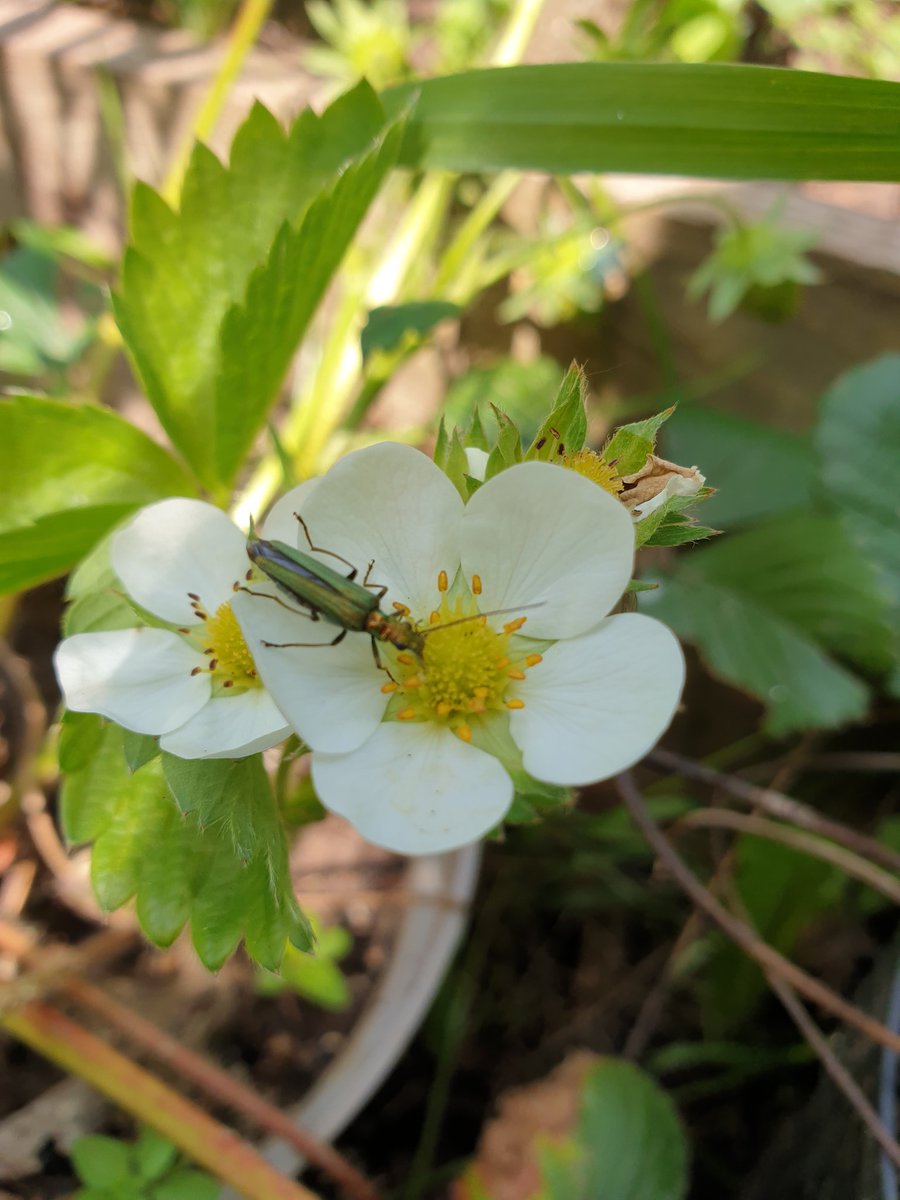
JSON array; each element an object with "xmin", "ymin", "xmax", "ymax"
[
  {"xmin": 381, "ymin": 681, "xmax": 398, "ymax": 694},
  {"xmin": 403, "ymin": 675, "xmax": 422, "ymax": 689},
  {"xmin": 455, "ymin": 723, "xmax": 473, "ymax": 742},
  {"xmin": 525, "ymin": 654, "xmax": 543, "ymax": 667},
  {"xmin": 392, "ymin": 601, "xmax": 410, "ymax": 616},
  {"xmin": 429, "ymin": 611, "xmax": 441, "ymax": 624},
  {"xmin": 472, "ymin": 574, "xmax": 483, "ymax": 595},
  {"xmin": 397, "ymin": 652, "xmax": 414, "ymax": 666},
  {"xmin": 503, "ymin": 617, "xmax": 527, "ymax": 634},
  {"xmin": 397, "ymin": 707, "xmax": 417, "ymax": 721},
  {"xmin": 438, "ymin": 570, "xmax": 449, "ymax": 593},
  {"xmin": 507, "ymin": 669, "xmax": 526, "ymax": 680},
  {"xmin": 505, "ymin": 698, "xmax": 525, "ymax": 710}
]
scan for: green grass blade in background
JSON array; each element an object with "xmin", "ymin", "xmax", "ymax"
[{"xmin": 384, "ymin": 63, "xmax": 900, "ymax": 181}]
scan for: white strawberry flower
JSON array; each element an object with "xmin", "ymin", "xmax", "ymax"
[
  {"xmin": 233, "ymin": 443, "xmax": 685, "ymax": 855},
  {"xmin": 54, "ymin": 499, "xmax": 292, "ymax": 759}
]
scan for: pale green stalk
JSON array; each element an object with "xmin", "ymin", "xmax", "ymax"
[
  {"xmin": 231, "ymin": 0, "xmax": 548, "ymax": 524},
  {"xmin": 162, "ymin": 0, "xmax": 275, "ymax": 207}
]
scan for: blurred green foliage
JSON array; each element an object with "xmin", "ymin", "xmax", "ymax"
[{"xmin": 71, "ymin": 1128, "xmax": 218, "ymax": 1200}]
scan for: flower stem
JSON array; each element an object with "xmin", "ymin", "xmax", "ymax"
[
  {"xmin": 2, "ymin": 1001, "xmax": 320, "ymax": 1200},
  {"xmin": 162, "ymin": 0, "xmax": 275, "ymax": 208}
]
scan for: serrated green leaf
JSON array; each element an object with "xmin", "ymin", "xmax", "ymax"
[
  {"xmin": 690, "ymin": 512, "xmax": 895, "ymax": 673},
  {"xmin": 643, "ymin": 573, "xmax": 869, "ymax": 735},
  {"xmin": 70, "ymin": 1136, "xmax": 133, "ymax": 1188},
  {"xmin": 605, "ymin": 406, "xmax": 676, "ymax": 475},
  {"xmin": 212, "ymin": 112, "xmax": 405, "ymax": 483},
  {"xmin": 361, "ymin": 300, "xmax": 460, "ymax": 359},
  {"xmin": 526, "ymin": 363, "xmax": 588, "ymax": 462},
  {"xmin": 384, "ymin": 63, "xmax": 900, "ymax": 181},
  {"xmin": 816, "ymin": 354, "xmax": 900, "ymax": 612},
  {"xmin": 60, "ymin": 714, "xmax": 129, "ymax": 842},
  {"xmin": 0, "ymin": 396, "xmax": 195, "ymax": 594},
  {"xmin": 665, "ymin": 405, "xmax": 815, "ymax": 529},
  {"xmin": 161, "ymin": 754, "xmax": 270, "ymax": 861},
  {"xmin": 63, "ymin": 729, "xmax": 310, "ymax": 968},
  {"xmin": 636, "ymin": 491, "xmax": 717, "ymax": 549},
  {"xmin": 114, "ymin": 84, "xmax": 397, "ymax": 489}
]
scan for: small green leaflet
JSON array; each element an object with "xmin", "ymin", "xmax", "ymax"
[
  {"xmin": 361, "ymin": 300, "xmax": 460, "ymax": 359},
  {"xmin": 526, "ymin": 362, "xmax": 588, "ymax": 463},
  {"xmin": 60, "ymin": 715, "xmax": 311, "ymax": 969}
]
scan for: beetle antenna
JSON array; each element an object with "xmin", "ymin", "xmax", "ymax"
[{"xmin": 420, "ymin": 601, "xmax": 546, "ymax": 638}]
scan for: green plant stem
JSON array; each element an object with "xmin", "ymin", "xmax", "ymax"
[
  {"xmin": 2, "ymin": 1001, "xmax": 320, "ymax": 1200},
  {"xmin": 230, "ymin": 0, "xmax": 548, "ymax": 523},
  {"xmin": 162, "ymin": 0, "xmax": 275, "ymax": 208}
]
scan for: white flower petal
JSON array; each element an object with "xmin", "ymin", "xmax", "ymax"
[
  {"xmin": 464, "ymin": 447, "xmax": 489, "ymax": 482},
  {"xmin": 54, "ymin": 628, "xmax": 209, "ymax": 735},
  {"xmin": 260, "ymin": 480, "xmax": 319, "ymax": 545},
  {"xmin": 511, "ymin": 613, "xmax": 685, "ymax": 785},
  {"xmin": 293, "ymin": 443, "xmax": 464, "ymax": 615},
  {"xmin": 312, "ymin": 722, "xmax": 513, "ymax": 855},
  {"xmin": 460, "ymin": 462, "xmax": 635, "ymax": 640},
  {"xmin": 160, "ymin": 690, "xmax": 290, "ymax": 760},
  {"xmin": 112, "ymin": 499, "xmax": 247, "ymax": 625},
  {"xmin": 232, "ymin": 585, "xmax": 386, "ymax": 753}
]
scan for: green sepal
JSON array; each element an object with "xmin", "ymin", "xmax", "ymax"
[
  {"xmin": 434, "ymin": 418, "xmax": 471, "ymax": 499},
  {"xmin": 604, "ymin": 405, "xmax": 676, "ymax": 475},
  {"xmin": 484, "ymin": 405, "xmax": 524, "ymax": 480},
  {"xmin": 526, "ymin": 362, "xmax": 588, "ymax": 462},
  {"xmin": 635, "ymin": 488, "xmax": 718, "ymax": 548}
]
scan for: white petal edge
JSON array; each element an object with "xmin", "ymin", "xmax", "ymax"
[
  {"xmin": 510, "ymin": 612, "xmax": 685, "ymax": 785},
  {"xmin": 460, "ymin": 462, "xmax": 635, "ymax": 641},
  {"xmin": 54, "ymin": 628, "xmax": 209, "ymax": 735},
  {"xmin": 160, "ymin": 690, "xmax": 291, "ymax": 760},
  {"xmin": 312, "ymin": 722, "xmax": 514, "ymax": 855},
  {"xmin": 291, "ymin": 443, "xmax": 464, "ymax": 616},
  {"xmin": 112, "ymin": 498, "xmax": 247, "ymax": 625},
  {"xmin": 232, "ymin": 585, "xmax": 387, "ymax": 753},
  {"xmin": 632, "ymin": 471, "xmax": 705, "ymax": 521},
  {"xmin": 261, "ymin": 479, "xmax": 319, "ymax": 545}
]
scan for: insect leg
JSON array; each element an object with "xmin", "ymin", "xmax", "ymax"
[
  {"xmin": 235, "ymin": 584, "xmax": 321, "ymax": 621},
  {"xmin": 361, "ymin": 559, "xmax": 389, "ymax": 603},
  {"xmin": 262, "ymin": 629, "xmax": 348, "ymax": 650},
  {"xmin": 294, "ymin": 514, "xmax": 359, "ymax": 580}
]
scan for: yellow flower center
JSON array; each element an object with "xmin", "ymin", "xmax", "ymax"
[
  {"xmin": 385, "ymin": 578, "xmax": 542, "ymax": 743},
  {"xmin": 562, "ymin": 448, "xmax": 623, "ymax": 497},
  {"xmin": 186, "ymin": 598, "xmax": 260, "ymax": 692}
]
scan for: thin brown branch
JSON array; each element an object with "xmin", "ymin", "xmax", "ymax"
[
  {"xmin": 0, "ymin": 919, "xmax": 381, "ymax": 1200},
  {"xmin": 616, "ymin": 771, "xmax": 900, "ymax": 1057},
  {"xmin": 2, "ymin": 1000, "xmax": 319, "ymax": 1200},
  {"xmin": 673, "ymin": 808, "xmax": 900, "ymax": 905},
  {"xmin": 647, "ymin": 747, "xmax": 900, "ymax": 874},
  {"xmin": 766, "ymin": 972, "xmax": 900, "ymax": 1169}
]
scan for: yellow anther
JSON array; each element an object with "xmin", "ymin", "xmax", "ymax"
[
  {"xmin": 496, "ymin": 657, "xmax": 510, "ymax": 669},
  {"xmin": 403, "ymin": 675, "xmax": 422, "ymax": 689},
  {"xmin": 438, "ymin": 570, "xmax": 449, "ymax": 593},
  {"xmin": 505, "ymin": 698, "xmax": 525, "ymax": 710},
  {"xmin": 397, "ymin": 652, "xmax": 414, "ymax": 666},
  {"xmin": 503, "ymin": 616, "xmax": 527, "ymax": 634},
  {"xmin": 525, "ymin": 654, "xmax": 543, "ymax": 667},
  {"xmin": 392, "ymin": 601, "xmax": 411, "ymax": 616},
  {"xmin": 472, "ymin": 574, "xmax": 483, "ymax": 595},
  {"xmin": 473, "ymin": 686, "xmax": 490, "ymax": 699},
  {"xmin": 397, "ymin": 707, "xmax": 417, "ymax": 721},
  {"xmin": 455, "ymin": 723, "xmax": 473, "ymax": 742},
  {"xmin": 507, "ymin": 669, "xmax": 526, "ymax": 680},
  {"xmin": 429, "ymin": 611, "xmax": 441, "ymax": 624},
  {"xmin": 381, "ymin": 681, "xmax": 398, "ymax": 694},
  {"xmin": 436, "ymin": 701, "xmax": 453, "ymax": 717}
]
